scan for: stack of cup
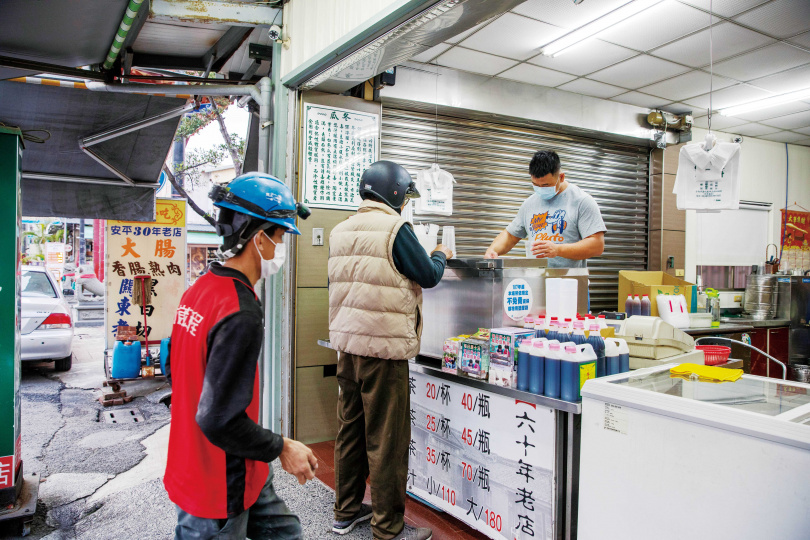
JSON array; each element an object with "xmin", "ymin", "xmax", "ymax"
[{"xmin": 441, "ymin": 226, "xmax": 456, "ymax": 257}]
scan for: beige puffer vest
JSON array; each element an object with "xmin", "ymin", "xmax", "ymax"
[{"xmin": 328, "ymin": 200, "xmax": 422, "ymax": 360}]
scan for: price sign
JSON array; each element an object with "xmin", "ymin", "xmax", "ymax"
[{"xmin": 408, "ymin": 369, "xmax": 556, "ymax": 539}]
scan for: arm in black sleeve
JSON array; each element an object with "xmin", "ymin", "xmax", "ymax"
[
  {"xmin": 391, "ymin": 223, "xmax": 447, "ymax": 289},
  {"xmin": 196, "ymin": 311, "xmax": 284, "ymax": 462}
]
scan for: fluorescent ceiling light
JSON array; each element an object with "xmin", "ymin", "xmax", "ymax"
[
  {"xmin": 541, "ymin": 0, "xmax": 664, "ymax": 57},
  {"xmin": 720, "ymin": 88, "xmax": 810, "ymax": 116}
]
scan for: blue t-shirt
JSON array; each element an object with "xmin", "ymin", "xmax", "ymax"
[{"xmin": 506, "ymin": 184, "xmax": 606, "ymax": 268}]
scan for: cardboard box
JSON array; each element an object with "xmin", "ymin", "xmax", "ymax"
[{"xmin": 617, "ymin": 271, "xmax": 695, "ymax": 317}]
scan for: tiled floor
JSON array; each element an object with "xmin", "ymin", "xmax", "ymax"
[{"xmin": 309, "ymin": 441, "xmax": 488, "ymax": 540}]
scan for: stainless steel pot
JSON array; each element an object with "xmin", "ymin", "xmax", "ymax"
[
  {"xmin": 743, "ymin": 274, "xmax": 779, "ymax": 320},
  {"xmin": 790, "ymin": 364, "xmax": 810, "ymax": 384}
]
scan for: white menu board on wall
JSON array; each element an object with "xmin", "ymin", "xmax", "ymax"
[
  {"xmin": 409, "ymin": 369, "xmax": 556, "ymax": 540},
  {"xmin": 301, "ymin": 104, "xmax": 379, "ymax": 211}
]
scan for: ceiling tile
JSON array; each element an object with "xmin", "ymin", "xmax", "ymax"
[
  {"xmin": 639, "ymin": 71, "xmax": 736, "ymax": 101},
  {"xmin": 677, "ymin": 0, "xmax": 771, "ymax": 18},
  {"xmin": 512, "ymin": 0, "xmax": 630, "ymax": 30},
  {"xmin": 794, "ymin": 137, "xmax": 810, "ymax": 146},
  {"xmin": 691, "ymin": 114, "xmax": 749, "ymax": 130},
  {"xmin": 748, "ymin": 64, "xmax": 810, "ymax": 94},
  {"xmin": 589, "ymin": 55, "xmax": 689, "ymax": 88},
  {"xmin": 651, "ymin": 22, "xmax": 775, "ymax": 68},
  {"xmin": 527, "ymin": 39, "xmax": 636, "ymax": 76},
  {"xmin": 557, "ymin": 78, "xmax": 626, "ymax": 99},
  {"xmin": 498, "ymin": 64, "xmax": 577, "ymax": 87},
  {"xmin": 435, "ymin": 47, "xmax": 518, "ymax": 76},
  {"xmin": 711, "ymin": 43, "xmax": 810, "ymax": 81},
  {"xmin": 728, "ymin": 123, "xmax": 783, "ymax": 136},
  {"xmin": 661, "ymin": 103, "xmax": 695, "ymax": 115},
  {"xmin": 760, "ymin": 109, "xmax": 810, "ymax": 130},
  {"xmin": 684, "ymin": 84, "xmax": 774, "ymax": 110},
  {"xmin": 733, "ymin": 0, "xmax": 810, "ymax": 39},
  {"xmin": 446, "ymin": 19, "xmax": 495, "ymax": 44},
  {"xmin": 459, "ymin": 13, "xmax": 566, "ymax": 61},
  {"xmin": 610, "ymin": 91, "xmax": 670, "ymax": 109},
  {"xmin": 795, "ymin": 126, "xmax": 810, "ymax": 135},
  {"xmin": 411, "ymin": 43, "xmax": 452, "ymax": 63},
  {"xmin": 732, "ymin": 100, "xmax": 810, "ymax": 123},
  {"xmin": 597, "ymin": 2, "xmax": 709, "ymax": 51},
  {"xmin": 789, "ymin": 31, "xmax": 810, "ymax": 48},
  {"xmin": 758, "ymin": 131, "xmax": 810, "ymax": 143}
]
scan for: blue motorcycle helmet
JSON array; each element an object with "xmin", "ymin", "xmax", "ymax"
[{"xmin": 209, "ymin": 172, "xmax": 310, "ymax": 257}]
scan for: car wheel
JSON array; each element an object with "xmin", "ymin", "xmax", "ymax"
[{"xmin": 54, "ymin": 354, "xmax": 73, "ymax": 372}]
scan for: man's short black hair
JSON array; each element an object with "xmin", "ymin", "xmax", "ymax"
[{"xmin": 529, "ymin": 150, "xmax": 561, "ymax": 178}]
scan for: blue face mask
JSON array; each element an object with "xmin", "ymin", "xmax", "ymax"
[{"xmin": 533, "ymin": 184, "xmax": 558, "ymax": 200}]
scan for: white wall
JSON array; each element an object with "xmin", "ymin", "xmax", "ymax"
[
  {"xmin": 280, "ymin": 0, "xmax": 402, "ymax": 78},
  {"xmin": 684, "ymin": 127, "xmax": 810, "ymax": 281}
]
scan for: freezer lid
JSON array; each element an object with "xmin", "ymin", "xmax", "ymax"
[{"xmin": 581, "ymin": 365, "xmax": 810, "ymax": 450}]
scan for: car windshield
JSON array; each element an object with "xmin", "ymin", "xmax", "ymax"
[{"xmin": 21, "ymin": 270, "xmax": 57, "ymax": 298}]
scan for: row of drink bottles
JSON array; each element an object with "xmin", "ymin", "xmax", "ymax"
[
  {"xmin": 515, "ymin": 317, "xmax": 630, "ymax": 401},
  {"xmin": 624, "ymin": 294, "xmax": 652, "ymax": 316}
]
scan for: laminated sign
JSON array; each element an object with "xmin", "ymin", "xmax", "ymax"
[
  {"xmin": 409, "ymin": 370, "xmax": 555, "ymax": 539},
  {"xmin": 105, "ymin": 199, "xmax": 187, "ymax": 348},
  {"xmin": 301, "ymin": 104, "xmax": 379, "ymax": 211},
  {"xmin": 781, "ymin": 209, "xmax": 810, "ymax": 272}
]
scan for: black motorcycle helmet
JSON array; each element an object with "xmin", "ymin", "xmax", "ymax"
[{"xmin": 358, "ymin": 160, "xmax": 420, "ymax": 210}]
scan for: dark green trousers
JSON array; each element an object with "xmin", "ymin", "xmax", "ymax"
[{"xmin": 334, "ymin": 352, "xmax": 410, "ymax": 540}]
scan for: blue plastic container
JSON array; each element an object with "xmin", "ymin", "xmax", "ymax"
[
  {"xmin": 587, "ymin": 324, "xmax": 606, "ymax": 378},
  {"xmin": 112, "ymin": 341, "xmax": 142, "ymax": 379},
  {"xmin": 516, "ymin": 342, "xmax": 531, "ymax": 391},
  {"xmin": 618, "ymin": 338, "xmax": 630, "ymax": 373},
  {"xmin": 528, "ymin": 339, "xmax": 546, "ymax": 395},
  {"xmin": 544, "ymin": 340, "xmax": 561, "ymax": 399},
  {"xmin": 560, "ymin": 343, "xmax": 597, "ymax": 402},
  {"xmin": 160, "ymin": 338, "xmax": 171, "ymax": 377},
  {"xmin": 571, "ymin": 321, "xmax": 588, "ymax": 346}
]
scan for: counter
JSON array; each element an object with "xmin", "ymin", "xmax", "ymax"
[
  {"xmin": 719, "ymin": 317, "xmax": 791, "ymax": 328},
  {"xmin": 683, "ymin": 323, "xmax": 754, "ymax": 336},
  {"xmin": 318, "ymin": 341, "xmax": 580, "ymax": 540}
]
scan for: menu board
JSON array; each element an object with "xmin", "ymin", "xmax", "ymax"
[
  {"xmin": 105, "ymin": 199, "xmax": 187, "ymax": 348},
  {"xmin": 301, "ymin": 104, "xmax": 379, "ymax": 211},
  {"xmin": 409, "ymin": 370, "xmax": 556, "ymax": 540}
]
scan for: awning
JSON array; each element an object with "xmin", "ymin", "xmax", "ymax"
[{"xmin": 0, "ymin": 80, "xmax": 185, "ymax": 220}]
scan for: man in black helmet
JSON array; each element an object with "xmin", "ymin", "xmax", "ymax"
[{"xmin": 328, "ymin": 161, "xmax": 452, "ymax": 540}]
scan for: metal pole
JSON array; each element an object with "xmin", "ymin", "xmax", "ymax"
[
  {"xmin": 85, "ymin": 81, "xmax": 262, "ymax": 103},
  {"xmin": 694, "ymin": 336, "xmax": 788, "ymax": 380},
  {"xmin": 257, "ymin": 77, "xmax": 272, "ymax": 175},
  {"xmin": 21, "ymin": 172, "xmax": 159, "ymax": 188},
  {"xmin": 81, "ymin": 104, "xmax": 194, "ymax": 147}
]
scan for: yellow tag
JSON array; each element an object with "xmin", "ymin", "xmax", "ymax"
[{"xmin": 580, "ymin": 363, "xmax": 596, "ymax": 389}]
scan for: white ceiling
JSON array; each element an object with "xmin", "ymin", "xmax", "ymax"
[{"xmin": 412, "ymin": 0, "xmax": 810, "ymax": 146}]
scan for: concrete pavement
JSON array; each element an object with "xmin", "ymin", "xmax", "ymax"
[{"xmin": 2, "ymin": 327, "xmax": 377, "ymax": 539}]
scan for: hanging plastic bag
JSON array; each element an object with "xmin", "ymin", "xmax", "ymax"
[{"xmin": 415, "ymin": 164, "xmax": 455, "ymax": 216}]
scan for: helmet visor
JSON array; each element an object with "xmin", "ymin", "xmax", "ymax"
[{"xmin": 404, "ymin": 181, "xmax": 421, "ymax": 200}]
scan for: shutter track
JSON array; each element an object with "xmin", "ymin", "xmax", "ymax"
[{"xmin": 380, "ymin": 107, "xmax": 650, "ymax": 312}]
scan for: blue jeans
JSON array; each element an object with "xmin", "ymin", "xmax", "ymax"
[{"xmin": 174, "ymin": 468, "xmax": 302, "ymax": 540}]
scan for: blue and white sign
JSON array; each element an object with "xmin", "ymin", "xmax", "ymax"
[{"xmin": 504, "ymin": 279, "xmax": 533, "ymax": 321}]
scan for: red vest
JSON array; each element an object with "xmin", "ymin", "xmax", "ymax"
[{"xmin": 163, "ymin": 269, "xmax": 268, "ymax": 518}]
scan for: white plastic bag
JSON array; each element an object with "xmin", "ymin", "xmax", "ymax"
[
  {"xmin": 415, "ymin": 164, "xmax": 455, "ymax": 216},
  {"xmin": 413, "ymin": 223, "xmax": 438, "ymax": 255}
]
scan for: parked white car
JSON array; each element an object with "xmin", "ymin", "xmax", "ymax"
[{"xmin": 21, "ymin": 265, "xmax": 73, "ymax": 371}]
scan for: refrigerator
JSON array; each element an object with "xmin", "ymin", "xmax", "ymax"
[
  {"xmin": 578, "ymin": 365, "xmax": 810, "ymax": 540},
  {"xmin": 776, "ymin": 276, "xmax": 810, "ymax": 367}
]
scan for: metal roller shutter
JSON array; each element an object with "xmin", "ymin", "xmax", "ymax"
[{"xmin": 380, "ymin": 107, "xmax": 650, "ymax": 312}]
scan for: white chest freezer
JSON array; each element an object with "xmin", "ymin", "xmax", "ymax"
[{"xmin": 578, "ymin": 365, "xmax": 810, "ymax": 540}]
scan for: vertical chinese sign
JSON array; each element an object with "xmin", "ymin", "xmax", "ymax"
[
  {"xmin": 105, "ymin": 199, "xmax": 187, "ymax": 349},
  {"xmin": 781, "ymin": 209, "xmax": 810, "ymax": 271},
  {"xmin": 409, "ymin": 370, "xmax": 556, "ymax": 540},
  {"xmin": 301, "ymin": 104, "xmax": 379, "ymax": 210}
]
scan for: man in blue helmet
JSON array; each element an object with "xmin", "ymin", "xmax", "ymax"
[
  {"xmin": 165, "ymin": 172, "xmax": 317, "ymax": 540},
  {"xmin": 328, "ymin": 161, "xmax": 452, "ymax": 540}
]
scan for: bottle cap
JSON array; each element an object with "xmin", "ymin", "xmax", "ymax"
[
  {"xmin": 565, "ymin": 345, "xmax": 576, "ymax": 353},
  {"xmin": 598, "ymin": 314, "xmax": 606, "ymax": 318},
  {"xmin": 642, "ymin": 294, "xmax": 649, "ymax": 298},
  {"xmin": 589, "ymin": 323, "xmax": 600, "ymax": 332},
  {"xmin": 551, "ymin": 316, "xmax": 558, "ymax": 320},
  {"xmin": 573, "ymin": 321, "xmax": 585, "ymax": 329},
  {"xmin": 549, "ymin": 342, "xmax": 560, "ymax": 351},
  {"xmin": 524, "ymin": 317, "xmax": 534, "ymax": 323},
  {"xmin": 564, "ymin": 318, "xmax": 572, "ymax": 322}
]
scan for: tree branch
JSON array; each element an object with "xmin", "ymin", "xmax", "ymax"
[
  {"xmin": 211, "ymin": 97, "xmax": 243, "ymax": 177},
  {"xmin": 162, "ymin": 165, "xmax": 217, "ymax": 228}
]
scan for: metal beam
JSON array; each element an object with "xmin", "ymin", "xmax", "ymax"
[
  {"xmin": 130, "ymin": 53, "xmax": 207, "ymax": 71},
  {"xmin": 21, "ymin": 172, "xmax": 159, "ymax": 188},
  {"xmin": 81, "ymin": 103, "xmax": 193, "ymax": 147},
  {"xmin": 0, "ymin": 56, "xmax": 107, "ymax": 82},
  {"xmin": 149, "ymin": 0, "xmax": 281, "ymax": 26},
  {"xmin": 206, "ymin": 26, "xmax": 253, "ymax": 73}
]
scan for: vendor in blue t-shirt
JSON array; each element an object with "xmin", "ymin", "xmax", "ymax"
[{"xmin": 484, "ymin": 150, "xmax": 606, "ymax": 268}]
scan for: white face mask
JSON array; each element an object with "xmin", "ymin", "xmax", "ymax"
[{"xmin": 254, "ymin": 231, "xmax": 285, "ymax": 278}]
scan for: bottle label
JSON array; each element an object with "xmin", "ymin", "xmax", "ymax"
[{"xmin": 579, "ymin": 362, "xmax": 596, "ymax": 390}]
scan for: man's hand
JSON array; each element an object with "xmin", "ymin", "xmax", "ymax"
[
  {"xmin": 484, "ymin": 248, "xmax": 499, "ymax": 259},
  {"xmin": 279, "ymin": 437, "xmax": 318, "ymax": 485},
  {"xmin": 531, "ymin": 240, "xmax": 560, "ymax": 259},
  {"xmin": 432, "ymin": 244, "xmax": 453, "ymax": 259}
]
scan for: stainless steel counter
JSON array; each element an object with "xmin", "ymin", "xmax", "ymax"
[
  {"xmin": 720, "ymin": 317, "xmax": 791, "ymax": 328},
  {"xmin": 684, "ymin": 323, "xmax": 755, "ymax": 336}
]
